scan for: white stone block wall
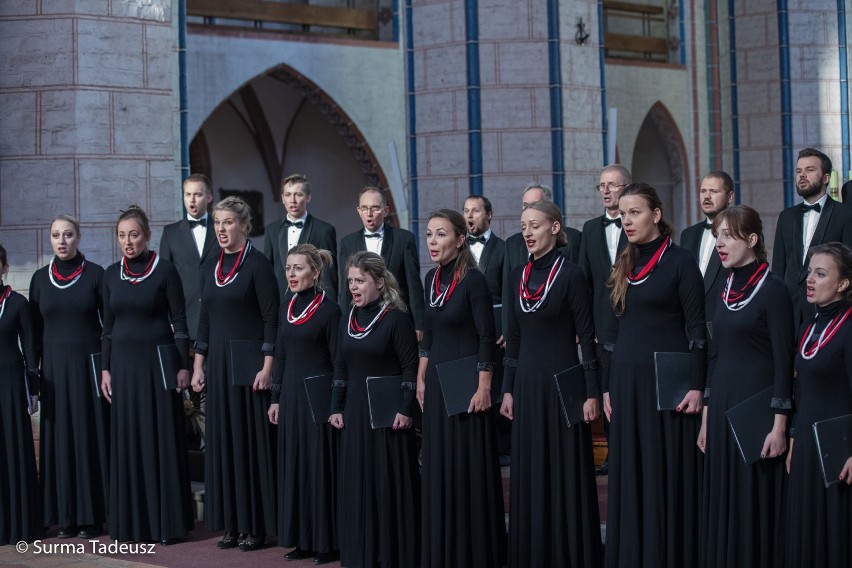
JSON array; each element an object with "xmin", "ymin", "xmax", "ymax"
[{"xmin": 0, "ymin": 0, "xmax": 181, "ymax": 292}]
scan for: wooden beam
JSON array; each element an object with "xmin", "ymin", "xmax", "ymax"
[
  {"xmin": 604, "ymin": 32, "xmax": 668, "ymax": 55},
  {"xmin": 602, "ymin": 1, "xmax": 664, "ymax": 16},
  {"xmin": 188, "ymin": 0, "xmax": 376, "ymax": 31}
]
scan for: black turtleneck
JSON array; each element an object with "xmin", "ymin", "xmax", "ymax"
[
  {"xmin": 291, "ymin": 286, "xmax": 322, "ymax": 312},
  {"xmin": 634, "ymin": 234, "xmax": 667, "ymax": 272},
  {"xmin": 437, "ymin": 256, "xmax": 459, "ymax": 286},
  {"xmin": 125, "ymin": 250, "xmax": 154, "ymax": 271},
  {"xmin": 356, "ymin": 295, "xmax": 385, "ymax": 318},
  {"xmin": 811, "ymin": 299, "xmax": 850, "ymax": 335},
  {"xmin": 527, "ymin": 247, "xmax": 561, "ymax": 290},
  {"xmin": 729, "ymin": 259, "xmax": 762, "ymax": 288},
  {"xmin": 53, "ymin": 252, "xmax": 85, "ymax": 276}
]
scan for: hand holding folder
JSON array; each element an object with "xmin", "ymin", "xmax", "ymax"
[
  {"xmin": 654, "ymin": 352, "xmax": 697, "ymax": 411},
  {"xmin": 303, "ymin": 373, "xmax": 333, "ymax": 425},
  {"xmin": 156, "ymin": 344, "xmax": 181, "ymax": 390},
  {"xmin": 553, "ymin": 364, "xmax": 587, "ymax": 428},
  {"xmin": 229, "ymin": 340, "xmax": 265, "ymax": 387},
  {"xmin": 435, "ymin": 355, "xmax": 480, "ymax": 417},
  {"xmin": 812, "ymin": 414, "xmax": 852, "ymax": 487},
  {"xmin": 366, "ymin": 375, "xmax": 403, "ymax": 429},
  {"xmin": 90, "ymin": 352, "xmax": 102, "ymax": 398},
  {"xmin": 725, "ymin": 386, "xmax": 776, "ymax": 465}
]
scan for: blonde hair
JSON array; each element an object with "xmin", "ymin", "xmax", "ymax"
[
  {"xmin": 523, "ymin": 201, "xmax": 568, "ymax": 248},
  {"xmin": 345, "ymin": 251, "xmax": 407, "ymax": 312},
  {"xmin": 51, "ymin": 214, "xmax": 81, "ymax": 236},
  {"xmin": 287, "ymin": 244, "xmax": 334, "ymax": 289},
  {"xmin": 213, "ymin": 196, "xmax": 253, "ymax": 235}
]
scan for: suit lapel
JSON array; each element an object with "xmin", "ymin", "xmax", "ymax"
[
  {"xmin": 201, "ymin": 225, "xmax": 217, "ymax": 261},
  {"xmin": 380, "ymin": 225, "xmax": 394, "ymax": 260},
  {"xmin": 703, "ymin": 251, "xmax": 721, "ymax": 293},
  {"xmin": 299, "ymin": 214, "xmax": 314, "ymax": 245},
  {"xmin": 809, "ymin": 198, "xmax": 834, "ymax": 253},
  {"xmin": 479, "ymin": 237, "xmax": 495, "ymax": 273},
  {"xmin": 792, "ymin": 208, "xmax": 804, "ymax": 267}
]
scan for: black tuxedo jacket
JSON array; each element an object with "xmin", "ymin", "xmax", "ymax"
[
  {"xmin": 680, "ymin": 221, "xmax": 728, "ymax": 326},
  {"xmin": 263, "ymin": 213, "xmax": 338, "ymax": 302},
  {"xmin": 578, "ymin": 215, "xmax": 627, "ymax": 342},
  {"xmin": 773, "ymin": 197, "xmax": 852, "ymax": 325},
  {"xmin": 159, "ymin": 218, "xmax": 217, "ymax": 339},
  {"xmin": 476, "ymin": 234, "xmax": 506, "ymax": 306},
  {"xmin": 501, "ymin": 226, "xmax": 582, "ymax": 330},
  {"xmin": 338, "ymin": 224, "xmax": 425, "ymax": 329}
]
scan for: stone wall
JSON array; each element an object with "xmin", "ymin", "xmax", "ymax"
[{"xmin": 0, "ymin": 0, "xmax": 181, "ymax": 291}]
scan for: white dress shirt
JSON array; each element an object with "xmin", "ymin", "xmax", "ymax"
[
  {"xmin": 802, "ymin": 193, "xmax": 829, "ymax": 261},
  {"xmin": 698, "ymin": 218, "xmax": 716, "ymax": 276},
  {"xmin": 188, "ymin": 214, "xmax": 208, "ymax": 256},
  {"xmin": 363, "ymin": 226, "xmax": 384, "ymax": 255},
  {"xmin": 286, "ymin": 213, "xmax": 308, "ymax": 251},
  {"xmin": 604, "ymin": 213, "xmax": 622, "ymax": 265},
  {"xmin": 468, "ymin": 228, "xmax": 492, "ymax": 264}
]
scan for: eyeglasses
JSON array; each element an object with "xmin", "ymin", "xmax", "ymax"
[
  {"xmin": 595, "ymin": 183, "xmax": 627, "ymax": 192},
  {"xmin": 358, "ymin": 205, "xmax": 384, "ymax": 214}
]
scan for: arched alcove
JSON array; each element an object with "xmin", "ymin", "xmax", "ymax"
[
  {"xmin": 190, "ymin": 64, "xmax": 394, "ymax": 250},
  {"xmin": 631, "ymin": 102, "xmax": 690, "ymax": 234}
]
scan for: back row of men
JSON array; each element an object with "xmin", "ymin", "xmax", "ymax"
[{"xmin": 161, "ymin": 147, "xmax": 852, "ymax": 347}]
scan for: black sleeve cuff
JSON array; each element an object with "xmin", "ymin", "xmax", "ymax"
[
  {"xmin": 419, "ymin": 349, "xmax": 430, "ymax": 358},
  {"xmin": 261, "ymin": 342, "xmax": 275, "ymax": 356},
  {"xmin": 193, "ymin": 341, "xmax": 209, "ymax": 357},
  {"xmin": 477, "ymin": 362, "xmax": 495, "ymax": 372}
]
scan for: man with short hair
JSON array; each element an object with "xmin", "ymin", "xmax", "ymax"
[
  {"xmin": 263, "ymin": 173, "xmax": 338, "ymax": 301},
  {"xmin": 463, "ymin": 195, "xmax": 505, "ymax": 304},
  {"xmin": 578, "ymin": 164, "xmax": 630, "ymax": 477},
  {"xmin": 773, "ymin": 148, "xmax": 852, "ymax": 324},
  {"xmin": 338, "ymin": 187, "xmax": 424, "ymax": 336},
  {"xmin": 160, "ymin": 173, "xmax": 217, "ymax": 339},
  {"xmin": 680, "ymin": 171, "xmax": 734, "ymax": 326}
]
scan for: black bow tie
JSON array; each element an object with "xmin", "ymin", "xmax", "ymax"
[
  {"xmin": 285, "ymin": 220, "xmax": 304, "ymax": 229},
  {"xmin": 467, "ymin": 235, "xmax": 486, "ymax": 244},
  {"xmin": 364, "ymin": 232, "xmax": 382, "ymax": 239},
  {"xmin": 188, "ymin": 218, "xmax": 206, "ymax": 228},
  {"xmin": 703, "ymin": 222, "xmax": 712, "ymax": 230},
  {"xmin": 603, "ymin": 217, "xmax": 621, "ymax": 228},
  {"xmin": 801, "ymin": 202, "xmax": 822, "ymax": 214}
]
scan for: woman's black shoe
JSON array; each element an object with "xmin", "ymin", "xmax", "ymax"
[
  {"xmin": 285, "ymin": 547, "xmax": 309, "ymax": 560},
  {"xmin": 57, "ymin": 526, "xmax": 77, "ymax": 539},
  {"xmin": 77, "ymin": 525, "xmax": 99, "ymax": 539},
  {"xmin": 217, "ymin": 532, "xmax": 240, "ymax": 549},
  {"xmin": 239, "ymin": 535, "xmax": 265, "ymax": 552},
  {"xmin": 313, "ymin": 551, "xmax": 336, "ymax": 565}
]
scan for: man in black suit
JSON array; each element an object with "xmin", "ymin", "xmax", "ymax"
[
  {"xmin": 680, "ymin": 171, "xmax": 734, "ymax": 327},
  {"xmin": 578, "ymin": 164, "xmax": 630, "ymax": 476},
  {"xmin": 501, "ymin": 183, "xmax": 582, "ymax": 331},
  {"xmin": 773, "ymin": 147, "xmax": 852, "ymax": 325},
  {"xmin": 463, "ymin": 195, "xmax": 505, "ymax": 304},
  {"xmin": 263, "ymin": 173, "xmax": 338, "ymax": 302},
  {"xmin": 159, "ymin": 173, "xmax": 217, "ymax": 340},
  {"xmin": 338, "ymin": 186, "xmax": 425, "ymax": 337}
]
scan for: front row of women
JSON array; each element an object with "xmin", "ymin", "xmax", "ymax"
[{"xmin": 1, "ymin": 187, "xmax": 850, "ymax": 568}]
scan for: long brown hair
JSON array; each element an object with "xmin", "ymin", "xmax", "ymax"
[
  {"xmin": 711, "ymin": 205, "xmax": 767, "ymax": 262},
  {"xmin": 607, "ymin": 183, "xmax": 673, "ymax": 316},
  {"xmin": 523, "ymin": 201, "xmax": 569, "ymax": 248},
  {"xmin": 808, "ymin": 242, "xmax": 852, "ymax": 302},
  {"xmin": 428, "ymin": 209, "xmax": 476, "ymax": 281}
]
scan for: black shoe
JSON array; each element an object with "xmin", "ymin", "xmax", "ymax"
[
  {"xmin": 499, "ymin": 454, "xmax": 511, "ymax": 467},
  {"xmin": 57, "ymin": 526, "xmax": 77, "ymax": 539},
  {"xmin": 77, "ymin": 525, "xmax": 99, "ymax": 539},
  {"xmin": 285, "ymin": 547, "xmax": 309, "ymax": 560},
  {"xmin": 313, "ymin": 551, "xmax": 335, "ymax": 565},
  {"xmin": 595, "ymin": 461, "xmax": 608, "ymax": 476},
  {"xmin": 218, "ymin": 532, "xmax": 240, "ymax": 549},
  {"xmin": 160, "ymin": 538, "xmax": 179, "ymax": 546},
  {"xmin": 239, "ymin": 535, "xmax": 265, "ymax": 552}
]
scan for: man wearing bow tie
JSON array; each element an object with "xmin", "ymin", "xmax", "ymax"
[
  {"xmin": 338, "ymin": 186, "xmax": 424, "ymax": 339},
  {"xmin": 159, "ymin": 173, "xmax": 217, "ymax": 340},
  {"xmin": 463, "ymin": 195, "xmax": 505, "ymax": 304},
  {"xmin": 263, "ymin": 173, "xmax": 338, "ymax": 301},
  {"xmin": 773, "ymin": 148, "xmax": 852, "ymax": 325},
  {"xmin": 578, "ymin": 165, "xmax": 630, "ymax": 476},
  {"xmin": 680, "ymin": 171, "xmax": 734, "ymax": 327}
]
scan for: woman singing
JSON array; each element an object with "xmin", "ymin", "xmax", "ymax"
[
  {"xmin": 101, "ymin": 206, "xmax": 193, "ymax": 544},
  {"xmin": 785, "ymin": 242, "xmax": 852, "ymax": 567},
  {"xmin": 603, "ymin": 183, "xmax": 706, "ymax": 567},
  {"xmin": 417, "ymin": 209, "xmax": 505, "ymax": 567},
  {"xmin": 329, "ymin": 251, "xmax": 419, "ymax": 568},
  {"xmin": 29, "ymin": 215, "xmax": 109, "ymax": 539},
  {"xmin": 499, "ymin": 201, "xmax": 602, "ymax": 567},
  {"xmin": 268, "ymin": 244, "xmax": 340, "ymax": 565},
  {"xmin": 191, "ymin": 197, "xmax": 279, "ymax": 552},
  {"xmin": 698, "ymin": 205, "xmax": 793, "ymax": 567},
  {"xmin": 0, "ymin": 244, "xmax": 40, "ymax": 545}
]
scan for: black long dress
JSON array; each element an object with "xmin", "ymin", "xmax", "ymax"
[
  {"xmin": 0, "ymin": 287, "xmax": 40, "ymax": 544},
  {"xmin": 29, "ymin": 254, "xmax": 110, "ymax": 531},
  {"xmin": 420, "ymin": 259, "xmax": 506, "ymax": 568},
  {"xmin": 785, "ymin": 299, "xmax": 852, "ymax": 567},
  {"xmin": 272, "ymin": 287, "xmax": 340, "ymax": 553},
  {"xmin": 702, "ymin": 262, "xmax": 793, "ymax": 567},
  {"xmin": 195, "ymin": 247, "xmax": 279, "ymax": 537},
  {"xmin": 102, "ymin": 252, "xmax": 194, "ymax": 542},
  {"xmin": 503, "ymin": 248, "xmax": 602, "ymax": 568},
  {"xmin": 332, "ymin": 299, "xmax": 420, "ymax": 568},
  {"xmin": 605, "ymin": 236, "xmax": 706, "ymax": 568}
]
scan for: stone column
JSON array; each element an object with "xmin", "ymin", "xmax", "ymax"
[{"xmin": 0, "ymin": 0, "xmax": 181, "ymax": 290}]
